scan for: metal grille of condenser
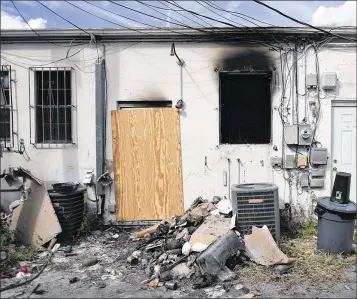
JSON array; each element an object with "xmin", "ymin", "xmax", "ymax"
[{"xmin": 231, "ymin": 183, "xmax": 280, "ymax": 240}]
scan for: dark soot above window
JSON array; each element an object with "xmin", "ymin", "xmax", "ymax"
[{"xmin": 220, "ymin": 73, "xmax": 271, "ymax": 144}]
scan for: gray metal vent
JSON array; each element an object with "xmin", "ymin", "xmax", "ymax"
[{"xmin": 231, "ymin": 183, "xmax": 280, "ymax": 240}]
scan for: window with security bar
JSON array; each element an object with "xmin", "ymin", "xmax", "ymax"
[
  {"xmin": 0, "ymin": 65, "xmax": 13, "ymax": 148},
  {"xmin": 33, "ymin": 68, "xmax": 74, "ymax": 145}
]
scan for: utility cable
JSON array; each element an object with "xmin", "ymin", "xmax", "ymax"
[
  {"xmin": 10, "ymin": 1, "xmax": 85, "ymax": 48},
  {"xmin": 169, "ymin": 1, "xmax": 282, "ymax": 50},
  {"xmin": 36, "ymin": 1, "xmax": 93, "ymax": 37},
  {"xmin": 207, "ymin": 1, "xmax": 276, "ymax": 27},
  {"xmin": 252, "ymin": 0, "xmax": 357, "ymax": 42},
  {"xmin": 66, "ymin": 1, "xmax": 152, "ymax": 36},
  {"xmin": 158, "ymin": 0, "xmax": 211, "ymax": 28},
  {"xmin": 169, "ymin": 0, "xmax": 214, "ymax": 27},
  {"xmin": 196, "ymin": 0, "xmax": 287, "ymax": 48},
  {"xmin": 84, "ymin": 1, "xmax": 193, "ymax": 38},
  {"xmin": 107, "ymin": 0, "xmax": 216, "ymax": 36},
  {"xmin": 204, "ymin": 1, "xmax": 291, "ymax": 47}
]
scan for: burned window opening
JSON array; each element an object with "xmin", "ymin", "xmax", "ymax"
[
  {"xmin": 219, "ymin": 72, "xmax": 272, "ymax": 144},
  {"xmin": 34, "ymin": 69, "xmax": 72, "ymax": 144},
  {"xmin": 0, "ymin": 65, "xmax": 13, "ymax": 148}
]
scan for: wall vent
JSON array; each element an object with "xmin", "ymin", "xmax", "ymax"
[{"xmin": 231, "ymin": 183, "xmax": 280, "ymax": 240}]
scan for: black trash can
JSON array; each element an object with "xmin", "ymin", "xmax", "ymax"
[
  {"xmin": 314, "ymin": 196, "xmax": 357, "ymax": 254},
  {"xmin": 48, "ymin": 183, "xmax": 86, "ymax": 242}
]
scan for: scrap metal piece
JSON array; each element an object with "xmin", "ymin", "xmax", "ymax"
[{"xmin": 7, "ymin": 169, "xmax": 62, "ymax": 247}]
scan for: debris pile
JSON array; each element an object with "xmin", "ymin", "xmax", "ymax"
[{"xmin": 128, "ymin": 197, "xmax": 296, "ymax": 293}]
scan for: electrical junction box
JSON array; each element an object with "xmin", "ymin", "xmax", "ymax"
[
  {"xmin": 83, "ymin": 170, "xmax": 94, "ymax": 185},
  {"xmin": 297, "ymin": 155, "xmax": 308, "ymax": 168},
  {"xmin": 270, "ymin": 156, "xmax": 282, "ymax": 167},
  {"xmin": 311, "ymin": 148, "xmax": 328, "ymax": 165},
  {"xmin": 108, "ymin": 203, "xmax": 116, "ymax": 213},
  {"xmin": 285, "ymin": 155, "xmax": 296, "ymax": 169},
  {"xmin": 306, "ymin": 73, "xmax": 317, "ymax": 88},
  {"xmin": 298, "ymin": 124, "xmax": 312, "ymax": 146},
  {"xmin": 311, "ymin": 167, "xmax": 326, "ymax": 177},
  {"xmin": 321, "ymin": 72, "xmax": 337, "ymax": 89},
  {"xmin": 284, "ymin": 124, "xmax": 298, "ymax": 145},
  {"xmin": 300, "ymin": 173, "xmax": 309, "ymax": 188},
  {"xmin": 310, "ymin": 178, "xmax": 325, "ymax": 188}
]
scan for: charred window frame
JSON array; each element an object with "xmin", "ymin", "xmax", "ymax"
[
  {"xmin": 0, "ymin": 65, "xmax": 13, "ymax": 148},
  {"xmin": 29, "ymin": 67, "xmax": 77, "ymax": 148},
  {"xmin": 219, "ymin": 72, "xmax": 272, "ymax": 145}
]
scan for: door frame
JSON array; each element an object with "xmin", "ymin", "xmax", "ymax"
[{"xmin": 331, "ymin": 100, "xmax": 357, "ymax": 192}]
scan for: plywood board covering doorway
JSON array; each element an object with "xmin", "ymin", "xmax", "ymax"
[{"xmin": 111, "ymin": 108, "xmax": 184, "ymax": 221}]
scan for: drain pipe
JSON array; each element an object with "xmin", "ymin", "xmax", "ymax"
[
  {"xmin": 237, "ymin": 158, "xmax": 241, "ymax": 185},
  {"xmin": 227, "ymin": 158, "xmax": 231, "ymax": 200}
]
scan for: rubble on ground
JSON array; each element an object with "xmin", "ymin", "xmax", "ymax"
[{"xmin": 126, "ymin": 196, "xmax": 295, "ymax": 293}]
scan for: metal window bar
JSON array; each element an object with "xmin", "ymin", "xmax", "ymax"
[
  {"xmin": 30, "ymin": 67, "xmax": 76, "ymax": 148},
  {"xmin": 0, "ymin": 65, "xmax": 14, "ymax": 148}
]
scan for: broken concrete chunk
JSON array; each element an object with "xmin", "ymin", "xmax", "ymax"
[
  {"xmin": 82, "ymin": 257, "xmax": 98, "ymax": 267},
  {"xmin": 196, "ymin": 231, "xmax": 245, "ymax": 275},
  {"xmin": 159, "ymin": 270, "xmax": 172, "ymax": 281},
  {"xmin": 217, "ymin": 266, "xmax": 236, "ymax": 282},
  {"xmin": 132, "ymin": 250, "xmax": 142, "ymax": 259}
]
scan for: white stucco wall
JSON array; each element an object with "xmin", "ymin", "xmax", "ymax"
[{"xmin": 1, "ymin": 40, "xmax": 356, "ymax": 223}]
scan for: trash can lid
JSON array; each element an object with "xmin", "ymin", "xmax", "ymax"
[{"xmin": 317, "ymin": 196, "xmax": 357, "ymax": 214}]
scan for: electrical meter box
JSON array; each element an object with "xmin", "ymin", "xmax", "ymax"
[
  {"xmin": 321, "ymin": 72, "xmax": 337, "ymax": 89},
  {"xmin": 311, "ymin": 167, "xmax": 326, "ymax": 177},
  {"xmin": 284, "ymin": 124, "xmax": 312, "ymax": 146},
  {"xmin": 311, "ymin": 148, "xmax": 328, "ymax": 165},
  {"xmin": 298, "ymin": 124, "xmax": 312, "ymax": 146}
]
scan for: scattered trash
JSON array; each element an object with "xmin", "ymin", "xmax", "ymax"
[
  {"xmin": 165, "ymin": 281, "xmax": 178, "ymax": 290},
  {"xmin": 351, "ymin": 243, "xmax": 357, "ymax": 254},
  {"xmin": 234, "ymin": 283, "xmax": 244, "ymax": 291},
  {"xmin": 98, "ymin": 282, "xmax": 106, "ymax": 288},
  {"xmin": 217, "ymin": 199, "xmax": 232, "ymax": 215},
  {"xmin": 147, "ymin": 278, "xmax": 164, "ymax": 288},
  {"xmin": 7, "ymin": 167, "xmax": 62, "ymax": 247},
  {"xmin": 182, "ymin": 242, "xmax": 191, "ymax": 256},
  {"xmin": 170, "ymin": 263, "xmax": 194, "ymax": 279},
  {"xmin": 189, "ymin": 216, "xmax": 232, "ymax": 251},
  {"xmin": 244, "ymin": 226, "xmax": 296, "ymax": 266},
  {"xmin": 217, "ymin": 266, "xmax": 236, "ymax": 282},
  {"xmin": 69, "ymin": 277, "xmax": 80, "ymax": 284},
  {"xmin": 274, "ymin": 264, "xmax": 294, "ymax": 274},
  {"xmin": 112, "ymin": 234, "xmax": 119, "ymax": 239},
  {"xmin": 197, "ymin": 231, "xmax": 245, "ymax": 275},
  {"xmin": 82, "ymin": 257, "xmax": 98, "ymax": 267},
  {"xmin": 0, "ymin": 251, "xmax": 6, "ymax": 260},
  {"xmin": 63, "ymin": 245, "xmax": 72, "ymax": 254}
]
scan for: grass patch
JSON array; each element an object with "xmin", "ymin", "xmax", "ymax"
[
  {"xmin": 0, "ymin": 218, "xmax": 40, "ymax": 271},
  {"xmin": 236, "ymin": 221, "xmax": 356, "ymax": 290}
]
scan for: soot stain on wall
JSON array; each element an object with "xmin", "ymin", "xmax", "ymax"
[{"xmin": 215, "ymin": 48, "xmax": 275, "ymax": 72}]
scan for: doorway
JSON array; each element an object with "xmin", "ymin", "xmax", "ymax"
[{"xmin": 332, "ymin": 101, "xmax": 356, "ymax": 202}]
